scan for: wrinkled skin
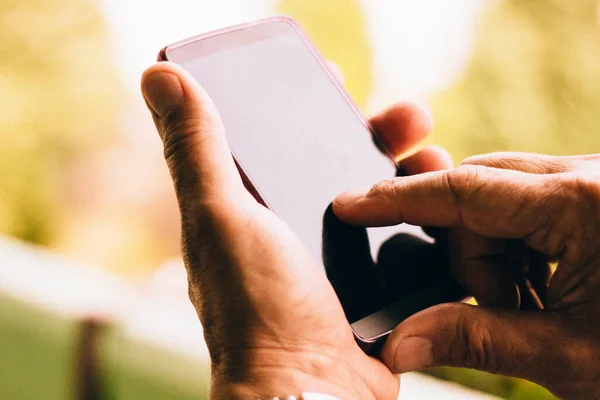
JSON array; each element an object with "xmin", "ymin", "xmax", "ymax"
[
  {"xmin": 142, "ymin": 59, "xmax": 600, "ymax": 400},
  {"xmin": 141, "ymin": 61, "xmax": 449, "ymax": 400},
  {"xmin": 334, "ymin": 153, "xmax": 600, "ymax": 399}
]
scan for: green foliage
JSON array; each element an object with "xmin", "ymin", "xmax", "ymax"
[
  {"xmin": 0, "ymin": 292, "xmax": 210, "ymax": 400},
  {"xmin": 0, "ymin": 293, "xmax": 77, "ymax": 400},
  {"xmin": 99, "ymin": 328, "xmax": 210, "ymax": 400},
  {"xmin": 0, "ymin": 0, "xmax": 121, "ymax": 244},
  {"xmin": 431, "ymin": 0, "xmax": 600, "ymax": 163}
]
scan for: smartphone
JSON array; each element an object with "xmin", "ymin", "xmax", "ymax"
[{"xmin": 159, "ymin": 17, "xmax": 464, "ymax": 352}]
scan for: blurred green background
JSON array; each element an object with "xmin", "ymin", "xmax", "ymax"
[{"xmin": 2, "ymin": 0, "xmax": 599, "ymax": 399}]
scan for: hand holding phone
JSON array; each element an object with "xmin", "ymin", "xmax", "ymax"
[
  {"xmin": 142, "ymin": 17, "xmax": 460, "ymax": 399},
  {"xmin": 159, "ymin": 18, "xmax": 465, "ymax": 349},
  {"xmin": 144, "ymin": 18, "xmax": 456, "ymax": 399}
]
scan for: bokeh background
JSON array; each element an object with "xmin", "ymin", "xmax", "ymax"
[{"xmin": 2, "ymin": 0, "xmax": 600, "ymax": 399}]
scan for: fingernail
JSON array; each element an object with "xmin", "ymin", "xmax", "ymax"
[
  {"xmin": 142, "ymin": 71, "xmax": 184, "ymax": 117},
  {"xmin": 334, "ymin": 187, "xmax": 370, "ymax": 206},
  {"xmin": 392, "ymin": 337, "xmax": 433, "ymax": 373}
]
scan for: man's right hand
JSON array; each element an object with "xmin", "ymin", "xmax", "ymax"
[{"xmin": 334, "ymin": 152, "xmax": 600, "ymax": 399}]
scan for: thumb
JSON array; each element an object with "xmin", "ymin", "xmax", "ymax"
[
  {"xmin": 382, "ymin": 303, "xmax": 564, "ymax": 384},
  {"xmin": 141, "ymin": 62, "xmax": 246, "ymax": 209}
]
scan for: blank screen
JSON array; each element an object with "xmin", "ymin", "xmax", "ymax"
[
  {"xmin": 176, "ymin": 20, "xmax": 397, "ymax": 262},
  {"xmin": 171, "ymin": 21, "xmax": 415, "ymax": 324}
]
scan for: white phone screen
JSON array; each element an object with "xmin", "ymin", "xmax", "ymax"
[
  {"xmin": 169, "ymin": 20, "xmax": 397, "ymax": 261},
  {"xmin": 168, "ymin": 20, "xmax": 405, "ymax": 324}
]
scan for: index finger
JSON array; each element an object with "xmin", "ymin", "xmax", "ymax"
[{"xmin": 333, "ymin": 165, "xmax": 550, "ymax": 239}]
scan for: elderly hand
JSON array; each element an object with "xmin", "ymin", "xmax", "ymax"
[
  {"xmin": 141, "ymin": 61, "xmax": 450, "ymax": 400},
  {"xmin": 334, "ymin": 152, "xmax": 600, "ymax": 399}
]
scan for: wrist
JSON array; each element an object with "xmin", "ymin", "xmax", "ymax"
[
  {"xmin": 213, "ymin": 373, "xmax": 349, "ymax": 400},
  {"xmin": 210, "ymin": 348, "xmax": 375, "ymax": 400}
]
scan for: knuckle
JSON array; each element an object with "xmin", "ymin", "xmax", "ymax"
[
  {"xmin": 162, "ymin": 116, "xmax": 206, "ymax": 161},
  {"xmin": 573, "ymin": 173, "xmax": 600, "ymax": 208},
  {"xmin": 529, "ymin": 171, "xmax": 600, "ymax": 264},
  {"xmin": 568, "ymin": 174, "xmax": 600, "ymax": 261},
  {"xmin": 443, "ymin": 304, "xmax": 495, "ymax": 371},
  {"xmin": 367, "ymin": 177, "xmax": 402, "ymax": 200},
  {"xmin": 465, "ymin": 318, "xmax": 495, "ymax": 372},
  {"xmin": 549, "ymin": 172, "xmax": 600, "ymax": 203},
  {"xmin": 446, "ymin": 164, "xmax": 489, "ymax": 200},
  {"xmin": 549, "ymin": 173, "xmax": 600, "ymax": 226},
  {"xmin": 522, "ymin": 185, "xmax": 570, "ymax": 261}
]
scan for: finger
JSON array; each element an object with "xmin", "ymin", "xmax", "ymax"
[
  {"xmin": 375, "ymin": 233, "xmax": 449, "ymax": 297},
  {"xmin": 326, "ymin": 60, "xmax": 345, "ymax": 86},
  {"xmin": 381, "ymin": 303, "xmax": 575, "ymax": 388},
  {"xmin": 369, "ymin": 102, "xmax": 432, "ymax": 160},
  {"xmin": 449, "ymin": 230, "xmax": 520, "ymax": 309},
  {"xmin": 396, "ymin": 146, "xmax": 454, "ymax": 241},
  {"xmin": 141, "ymin": 62, "xmax": 246, "ymax": 207},
  {"xmin": 322, "ymin": 204, "xmax": 385, "ymax": 322},
  {"xmin": 462, "ymin": 152, "xmax": 578, "ymax": 174},
  {"xmin": 396, "ymin": 145, "xmax": 454, "ymax": 176},
  {"xmin": 333, "ymin": 165, "xmax": 549, "ymax": 240},
  {"xmin": 458, "ymin": 258, "xmax": 520, "ymax": 309}
]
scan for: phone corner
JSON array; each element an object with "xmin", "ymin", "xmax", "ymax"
[
  {"xmin": 263, "ymin": 15, "xmax": 303, "ymax": 32},
  {"xmin": 354, "ymin": 332, "xmax": 386, "ymax": 356},
  {"xmin": 268, "ymin": 14, "xmax": 296, "ymax": 25},
  {"xmin": 157, "ymin": 47, "xmax": 169, "ymax": 62}
]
